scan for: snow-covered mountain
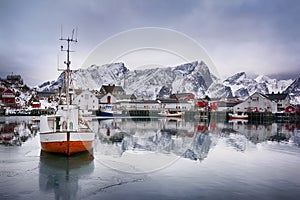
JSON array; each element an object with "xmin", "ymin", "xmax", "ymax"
[
  {"xmin": 36, "ymin": 61, "xmax": 299, "ymax": 104},
  {"xmin": 283, "ymin": 77, "xmax": 300, "ymax": 105},
  {"xmin": 223, "ymin": 72, "xmax": 293, "ymax": 98},
  {"xmin": 38, "ymin": 61, "xmax": 217, "ymax": 99}
]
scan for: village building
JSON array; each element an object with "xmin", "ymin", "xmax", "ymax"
[
  {"xmin": 233, "ymin": 92, "xmax": 277, "ymax": 114},
  {"xmin": 265, "ymin": 93, "xmax": 290, "ymax": 112},
  {"xmin": 0, "ymin": 88, "xmax": 16, "ymax": 108},
  {"xmin": 209, "ymin": 98, "xmax": 242, "ymax": 112},
  {"xmin": 158, "ymin": 99, "xmax": 193, "ymax": 111},
  {"xmin": 73, "ymin": 90, "xmax": 98, "ymax": 115},
  {"xmin": 99, "ymin": 84, "xmax": 136, "ymax": 104},
  {"xmin": 170, "ymin": 93, "xmax": 195, "ymax": 101},
  {"xmin": 6, "ymin": 74, "xmax": 23, "ymax": 85}
]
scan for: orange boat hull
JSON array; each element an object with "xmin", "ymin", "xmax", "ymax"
[{"xmin": 41, "ymin": 141, "xmax": 93, "ymax": 156}]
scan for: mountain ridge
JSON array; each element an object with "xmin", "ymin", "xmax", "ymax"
[{"xmin": 36, "ymin": 61, "xmax": 299, "ymax": 104}]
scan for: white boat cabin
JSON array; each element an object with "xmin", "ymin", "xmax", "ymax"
[{"xmin": 40, "ymin": 105, "xmax": 80, "ymax": 133}]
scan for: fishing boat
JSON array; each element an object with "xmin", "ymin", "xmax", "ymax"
[
  {"xmin": 96, "ymin": 105, "xmax": 123, "ymax": 117},
  {"xmin": 228, "ymin": 112, "xmax": 248, "ymax": 120},
  {"xmin": 158, "ymin": 110, "xmax": 184, "ymax": 117},
  {"xmin": 39, "ymin": 30, "xmax": 94, "ymax": 156}
]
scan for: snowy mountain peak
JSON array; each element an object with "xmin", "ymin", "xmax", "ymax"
[
  {"xmin": 255, "ymin": 75, "xmax": 271, "ymax": 83},
  {"xmin": 224, "ymin": 72, "xmax": 247, "ymax": 84},
  {"xmin": 36, "ymin": 61, "xmax": 299, "ymax": 104}
]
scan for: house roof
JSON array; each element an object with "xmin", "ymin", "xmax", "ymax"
[
  {"xmin": 265, "ymin": 93, "xmax": 289, "ymax": 101},
  {"xmin": 100, "ymin": 85, "xmax": 125, "ymax": 94}
]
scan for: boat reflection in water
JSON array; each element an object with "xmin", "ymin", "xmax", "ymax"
[{"xmin": 39, "ymin": 151, "xmax": 94, "ymax": 199}]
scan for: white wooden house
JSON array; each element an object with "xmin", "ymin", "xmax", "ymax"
[
  {"xmin": 73, "ymin": 90, "xmax": 98, "ymax": 115},
  {"xmin": 233, "ymin": 92, "xmax": 277, "ymax": 114},
  {"xmin": 265, "ymin": 93, "xmax": 290, "ymax": 112},
  {"xmin": 99, "ymin": 84, "xmax": 136, "ymax": 104}
]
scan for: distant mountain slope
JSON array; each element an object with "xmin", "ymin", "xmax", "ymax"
[
  {"xmin": 36, "ymin": 61, "xmax": 299, "ymax": 104},
  {"xmin": 283, "ymin": 77, "xmax": 300, "ymax": 104}
]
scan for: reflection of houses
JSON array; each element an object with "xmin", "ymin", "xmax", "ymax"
[
  {"xmin": 99, "ymin": 84, "xmax": 136, "ymax": 104},
  {"xmin": 233, "ymin": 92, "xmax": 277, "ymax": 114},
  {"xmin": 73, "ymin": 90, "xmax": 98, "ymax": 115}
]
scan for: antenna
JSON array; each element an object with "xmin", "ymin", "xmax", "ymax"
[
  {"xmin": 60, "ymin": 24, "xmax": 63, "ymax": 40},
  {"xmin": 59, "ymin": 27, "xmax": 78, "ymax": 112}
]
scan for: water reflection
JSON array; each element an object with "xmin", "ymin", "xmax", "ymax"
[
  {"xmin": 91, "ymin": 118, "xmax": 300, "ymax": 165},
  {"xmin": 0, "ymin": 117, "xmax": 39, "ymax": 146},
  {"xmin": 39, "ymin": 151, "xmax": 94, "ymax": 199}
]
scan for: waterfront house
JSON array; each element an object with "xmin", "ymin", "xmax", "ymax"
[
  {"xmin": 99, "ymin": 84, "xmax": 136, "ymax": 104},
  {"xmin": 158, "ymin": 99, "xmax": 193, "ymax": 111},
  {"xmin": 233, "ymin": 92, "xmax": 277, "ymax": 114},
  {"xmin": 170, "ymin": 93, "xmax": 195, "ymax": 101},
  {"xmin": 0, "ymin": 89, "xmax": 16, "ymax": 108},
  {"xmin": 6, "ymin": 74, "xmax": 23, "ymax": 85},
  {"xmin": 210, "ymin": 98, "xmax": 242, "ymax": 112},
  {"xmin": 265, "ymin": 93, "xmax": 290, "ymax": 112},
  {"xmin": 73, "ymin": 90, "xmax": 98, "ymax": 115},
  {"xmin": 285, "ymin": 105, "xmax": 298, "ymax": 113}
]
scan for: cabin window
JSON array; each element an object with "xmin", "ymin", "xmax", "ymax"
[{"xmin": 69, "ymin": 122, "xmax": 73, "ymax": 130}]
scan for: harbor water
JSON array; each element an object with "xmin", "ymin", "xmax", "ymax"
[{"xmin": 0, "ymin": 116, "xmax": 300, "ymax": 200}]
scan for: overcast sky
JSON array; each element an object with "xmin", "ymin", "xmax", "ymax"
[{"xmin": 0, "ymin": 0, "xmax": 299, "ymax": 86}]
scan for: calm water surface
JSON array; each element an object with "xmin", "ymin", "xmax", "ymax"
[{"xmin": 0, "ymin": 116, "xmax": 300, "ymax": 200}]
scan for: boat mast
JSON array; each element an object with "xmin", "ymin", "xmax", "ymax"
[{"xmin": 60, "ymin": 28, "xmax": 77, "ymax": 130}]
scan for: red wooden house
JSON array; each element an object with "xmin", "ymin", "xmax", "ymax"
[
  {"xmin": 285, "ymin": 105, "xmax": 296, "ymax": 113},
  {"xmin": 0, "ymin": 89, "xmax": 15, "ymax": 107}
]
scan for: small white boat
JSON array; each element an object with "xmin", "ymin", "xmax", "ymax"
[
  {"xmin": 158, "ymin": 110, "xmax": 184, "ymax": 117},
  {"xmin": 228, "ymin": 113, "xmax": 248, "ymax": 120}
]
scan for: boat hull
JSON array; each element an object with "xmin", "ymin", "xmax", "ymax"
[
  {"xmin": 228, "ymin": 113, "xmax": 248, "ymax": 120},
  {"xmin": 40, "ymin": 131, "xmax": 94, "ymax": 156}
]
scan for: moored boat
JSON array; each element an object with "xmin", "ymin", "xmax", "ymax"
[
  {"xmin": 158, "ymin": 110, "xmax": 184, "ymax": 117},
  {"xmin": 39, "ymin": 29, "xmax": 94, "ymax": 156},
  {"xmin": 39, "ymin": 105, "xmax": 94, "ymax": 156},
  {"xmin": 228, "ymin": 112, "xmax": 248, "ymax": 120},
  {"xmin": 96, "ymin": 105, "xmax": 123, "ymax": 117}
]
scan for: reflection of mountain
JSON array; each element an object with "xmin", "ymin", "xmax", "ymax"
[
  {"xmin": 39, "ymin": 151, "xmax": 94, "ymax": 199},
  {"xmin": 226, "ymin": 121, "xmax": 299, "ymax": 145},
  {"xmin": 94, "ymin": 118, "xmax": 215, "ymax": 161}
]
